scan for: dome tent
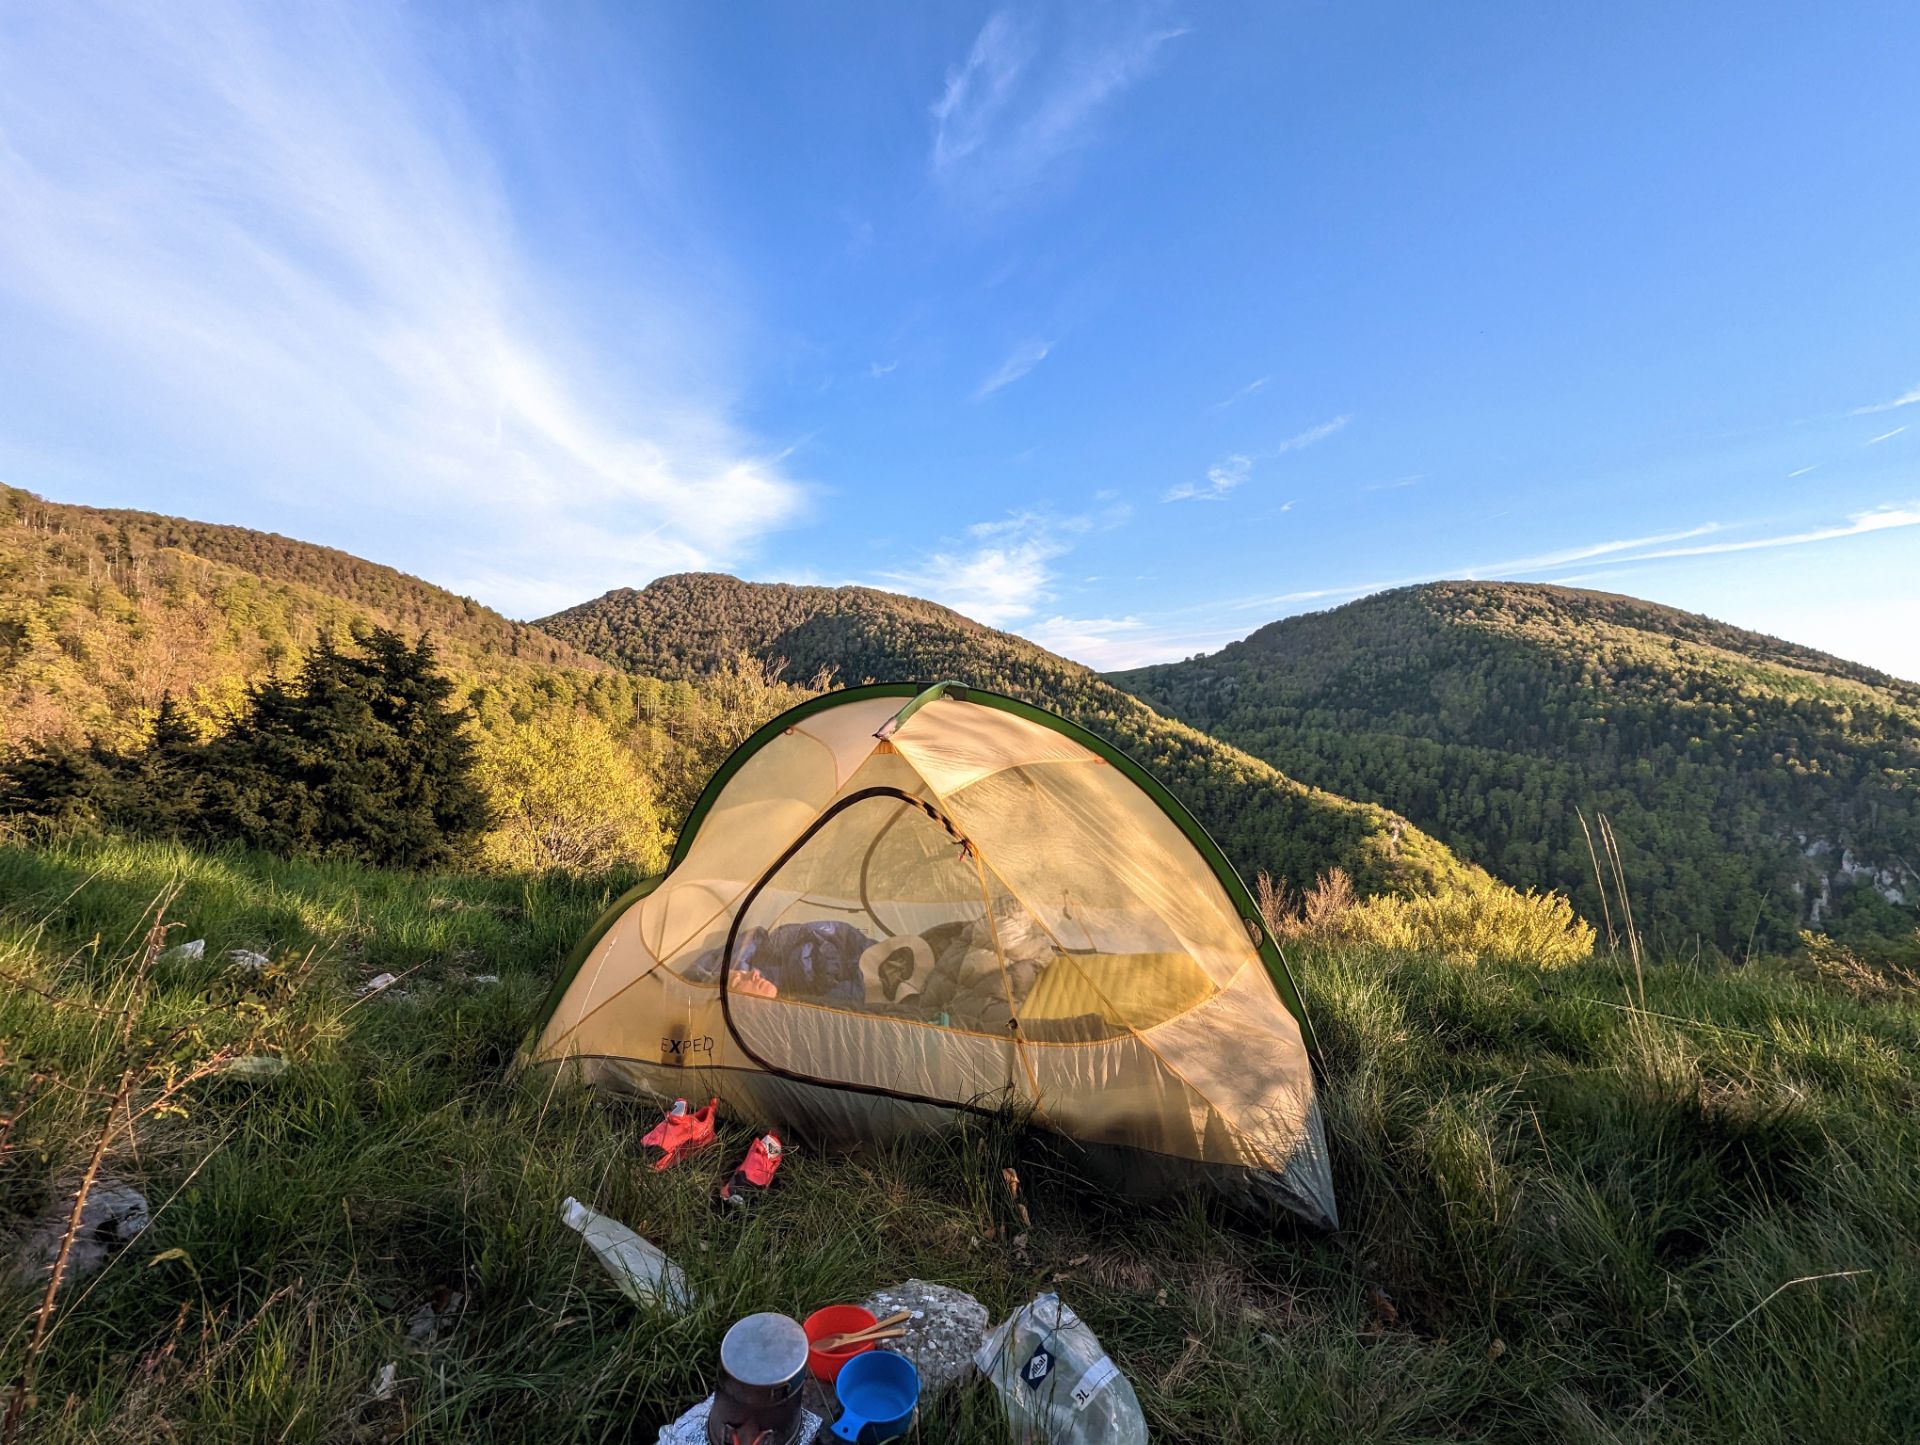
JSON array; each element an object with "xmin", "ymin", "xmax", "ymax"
[{"xmin": 526, "ymin": 682, "xmax": 1335, "ymax": 1229}]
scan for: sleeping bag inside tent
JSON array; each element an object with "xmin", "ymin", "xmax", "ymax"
[{"xmin": 525, "ymin": 682, "xmax": 1335, "ymax": 1229}]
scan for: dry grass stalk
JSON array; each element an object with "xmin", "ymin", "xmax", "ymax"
[{"xmin": 2, "ymin": 893, "xmax": 241, "ymax": 1444}]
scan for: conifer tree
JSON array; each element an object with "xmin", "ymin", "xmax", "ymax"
[{"xmin": 0, "ymin": 629, "xmax": 489, "ymax": 868}]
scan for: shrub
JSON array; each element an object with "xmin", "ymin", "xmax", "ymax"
[
  {"xmin": 1262, "ymin": 866, "xmax": 1595, "ymax": 966},
  {"xmin": 1795, "ymin": 930, "xmax": 1920, "ymax": 1001},
  {"xmin": 472, "ymin": 709, "xmax": 667, "ymax": 874}
]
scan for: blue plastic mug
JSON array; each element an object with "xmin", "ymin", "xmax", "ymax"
[{"xmin": 830, "ymin": 1349, "xmax": 919, "ymax": 1443}]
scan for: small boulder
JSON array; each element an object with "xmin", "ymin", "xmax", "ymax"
[
  {"xmin": 406, "ymin": 1287, "xmax": 466, "ymax": 1349},
  {"xmin": 370, "ymin": 1361, "xmax": 400, "ymax": 1401},
  {"xmin": 860, "ymin": 1278, "xmax": 991, "ymax": 1398},
  {"xmin": 16, "ymin": 1181, "xmax": 150, "ymax": 1284},
  {"xmin": 222, "ymin": 1055, "xmax": 289, "ymax": 1080}
]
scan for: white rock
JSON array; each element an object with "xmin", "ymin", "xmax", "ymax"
[
  {"xmin": 222, "ymin": 1056, "xmax": 288, "ymax": 1080},
  {"xmin": 406, "ymin": 1290, "xmax": 464, "ymax": 1349},
  {"xmin": 15, "ymin": 1181, "xmax": 150, "ymax": 1284},
  {"xmin": 860, "ymin": 1278, "xmax": 991, "ymax": 1399},
  {"xmin": 159, "ymin": 939, "xmax": 206, "ymax": 964}
]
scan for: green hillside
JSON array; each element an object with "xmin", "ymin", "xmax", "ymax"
[
  {"xmin": 537, "ymin": 572, "xmax": 1487, "ymax": 900},
  {"xmin": 0, "ymin": 484, "xmax": 607, "ymax": 751},
  {"xmin": 0, "ymin": 488, "xmax": 819, "ymax": 871},
  {"xmin": 1114, "ymin": 581, "xmax": 1920, "ymax": 949}
]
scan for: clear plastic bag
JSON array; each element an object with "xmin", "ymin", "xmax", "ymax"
[{"xmin": 975, "ymin": 1292, "xmax": 1147, "ymax": 1445}]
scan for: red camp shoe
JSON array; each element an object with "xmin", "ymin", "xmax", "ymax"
[
  {"xmin": 641, "ymin": 1096, "xmax": 718, "ymax": 1171},
  {"xmin": 719, "ymin": 1133, "xmax": 784, "ymax": 1206}
]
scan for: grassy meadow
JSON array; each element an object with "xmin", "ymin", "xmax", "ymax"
[{"xmin": 1, "ymin": 834, "xmax": 1915, "ymax": 1442}]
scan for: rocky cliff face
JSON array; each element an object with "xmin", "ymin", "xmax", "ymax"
[{"xmin": 1799, "ymin": 836, "xmax": 1916, "ymax": 927}]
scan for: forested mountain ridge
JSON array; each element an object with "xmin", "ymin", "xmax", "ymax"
[
  {"xmin": 21, "ymin": 483, "xmax": 1878, "ymax": 949},
  {"xmin": 537, "ymin": 572, "xmax": 1491, "ymax": 900},
  {"xmin": 0, "ymin": 488, "xmax": 829, "ymax": 872},
  {"xmin": 1113, "ymin": 581, "xmax": 1920, "ymax": 948},
  {"xmin": 0, "ymin": 484, "xmax": 606, "ymax": 750},
  {"xmin": 5, "ymin": 490, "xmax": 1491, "ymax": 899}
]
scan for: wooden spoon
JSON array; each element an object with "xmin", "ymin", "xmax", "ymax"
[
  {"xmin": 818, "ymin": 1326, "xmax": 906, "ymax": 1350},
  {"xmin": 814, "ymin": 1310, "xmax": 911, "ymax": 1352}
]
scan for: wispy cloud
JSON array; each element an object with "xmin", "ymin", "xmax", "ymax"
[
  {"xmin": 1226, "ymin": 505, "xmax": 1920, "ymax": 614},
  {"xmin": 1270, "ymin": 414, "xmax": 1353, "ymax": 456},
  {"xmin": 880, "ymin": 519, "xmax": 1064, "ymax": 626},
  {"xmin": 868, "ymin": 360, "xmax": 899, "ymax": 379},
  {"xmin": 1165, "ymin": 454, "xmax": 1251, "ymax": 503},
  {"xmin": 1467, "ymin": 524, "xmax": 1723, "ymax": 577},
  {"xmin": 930, "ymin": 13, "xmax": 1034, "ymax": 177},
  {"xmin": 1163, "ymin": 414, "xmax": 1351, "ymax": 502},
  {"xmin": 1225, "ymin": 523, "xmax": 1724, "ymax": 610},
  {"xmin": 875, "ymin": 502, "xmax": 1129, "ymax": 627},
  {"xmin": 1866, "ymin": 426, "xmax": 1907, "ymax": 445},
  {"xmin": 1606, "ymin": 503, "xmax": 1920, "ymax": 562},
  {"xmin": 930, "ymin": 8, "xmax": 1187, "ymax": 206},
  {"xmin": 1534, "ymin": 569, "xmax": 1646, "ymax": 590},
  {"xmin": 974, "ymin": 338, "xmax": 1053, "ymax": 399},
  {"xmin": 0, "ymin": 3, "xmax": 802, "ymax": 618},
  {"xmin": 875, "ymin": 512, "xmax": 1069, "ymax": 627},
  {"xmin": 1365, "ymin": 473, "xmax": 1424, "ymax": 492},
  {"xmin": 1028, "ymin": 615, "xmax": 1252, "ymax": 670},
  {"xmin": 1209, "ymin": 376, "xmax": 1269, "ymax": 412},
  {"xmin": 1851, "ymin": 384, "xmax": 1920, "ymax": 415},
  {"xmin": 1026, "ymin": 614, "xmax": 1144, "ymax": 666},
  {"xmin": 1787, "ymin": 464, "xmax": 1819, "ymax": 478}
]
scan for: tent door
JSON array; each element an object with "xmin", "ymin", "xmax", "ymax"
[{"xmin": 719, "ymin": 787, "xmax": 1030, "ymax": 1110}]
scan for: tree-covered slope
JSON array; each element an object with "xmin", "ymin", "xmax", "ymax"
[
  {"xmin": 0, "ymin": 488, "xmax": 828, "ymax": 872},
  {"xmin": 1114, "ymin": 581, "xmax": 1920, "ymax": 948},
  {"xmin": 0, "ymin": 484, "xmax": 607, "ymax": 750},
  {"xmin": 537, "ymin": 572, "xmax": 1489, "ymax": 899}
]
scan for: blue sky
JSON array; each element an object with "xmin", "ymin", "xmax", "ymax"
[{"xmin": 2, "ymin": 2, "xmax": 1917, "ymax": 678}]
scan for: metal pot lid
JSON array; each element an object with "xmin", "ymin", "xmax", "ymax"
[{"xmin": 719, "ymin": 1312, "xmax": 808, "ymax": 1387}]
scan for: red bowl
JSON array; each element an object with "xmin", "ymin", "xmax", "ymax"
[{"xmin": 802, "ymin": 1304, "xmax": 878, "ymax": 1382}]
